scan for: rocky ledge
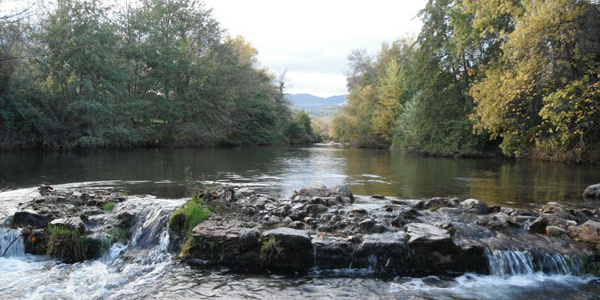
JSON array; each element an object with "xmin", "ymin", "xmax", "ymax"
[
  {"xmin": 4, "ymin": 183, "xmax": 600, "ymax": 277},
  {"xmin": 5, "ymin": 185, "xmax": 136, "ymax": 262},
  {"xmin": 170, "ymin": 184, "xmax": 600, "ymax": 276}
]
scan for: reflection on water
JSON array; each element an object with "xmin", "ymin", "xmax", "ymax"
[{"xmin": 1, "ymin": 146, "xmax": 598, "ymax": 206}]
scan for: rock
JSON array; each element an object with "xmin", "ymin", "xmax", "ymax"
[
  {"xmin": 546, "ymin": 225, "xmax": 567, "ymax": 237},
  {"xmin": 306, "ymin": 204, "xmax": 328, "ymax": 216},
  {"xmin": 283, "ymin": 216, "xmax": 292, "ymax": 225},
  {"xmin": 371, "ymin": 195, "xmax": 385, "ymax": 200},
  {"xmin": 527, "ymin": 217, "xmax": 549, "ymax": 234},
  {"xmin": 405, "ymin": 223, "xmax": 452, "ymax": 246},
  {"xmin": 239, "ymin": 228, "xmax": 260, "ymax": 250},
  {"xmin": 50, "ymin": 217, "xmax": 86, "ymax": 233},
  {"xmin": 11, "ymin": 211, "xmax": 51, "ymax": 229},
  {"xmin": 116, "ymin": 212, "xmax": 136, "ymax": 229},
  {"xmin": 353, "ymin": 232, "xmax": 408, "ymax": 272},
  {"xmin": 459, "ymin": 199, "xmax": 490, "ymax": 215},
  {"xmin": 358, "ymin": 218, "xmax": 375, "ymax": 232},
  {"xmin": 288, "ymin": 221, "xmax": 305, "ymax": 229},
  {"xmin": 262, "ymin": 227, "xmax": 313, "ymax": 272},
  {"xmin": 328, "ymin": 185, "xmax": 354, "ymax": 202},
  {"xmin": 583, "ymin": 183, "xmax": 600, "ymax": 199},
  {"xmin": 568, "ymin": 220, "xmax": 600, "ymax": 244}
]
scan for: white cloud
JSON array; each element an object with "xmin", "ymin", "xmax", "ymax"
[{"xmin": 202, "ymin": 0, "xmax": 426, "ymax": 97}]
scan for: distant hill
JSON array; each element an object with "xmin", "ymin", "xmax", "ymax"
[{"xmin": 285, "ymin": 93, "xmax": 346, "ymax": 110}]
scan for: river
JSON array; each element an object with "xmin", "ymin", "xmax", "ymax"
[{"xmin": 1, "ymin": 146, "xmax": 599, "ymax": 299}]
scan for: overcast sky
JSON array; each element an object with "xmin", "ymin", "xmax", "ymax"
[{"xmin": 202, "ymin": 0, "xmax": 426, "ymax": 97}]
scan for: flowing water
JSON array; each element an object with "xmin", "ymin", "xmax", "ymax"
[{"xmin": 1, "ymin": 146, "xmax": 600, "ymax": 299}]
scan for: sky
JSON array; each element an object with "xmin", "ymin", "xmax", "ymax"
[{"xmin": 202, "ymin": 0, "xmax": 426, "ymax": 97}]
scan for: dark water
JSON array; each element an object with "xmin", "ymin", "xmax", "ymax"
[{"xmin": 1, "ymin": 146, "xmax": 598, "ymax": 206}]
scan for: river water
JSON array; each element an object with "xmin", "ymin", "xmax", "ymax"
[{"xmin": 1, "ymin": 146, "xmax": 599, "ymax": 299}]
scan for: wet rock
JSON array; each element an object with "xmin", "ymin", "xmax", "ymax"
[
  {"xmin": 288, "ymin": 221, "xmax": 305, "ymax": 229},
  {"xmin": 116, "ymin": 212, "xmax": 136, "ymax": 229},
  {"xmin": 262, "ymin": 227, "xmax": 313, "ymax": 272},
  {"xmin": 354, "ymin": 232, "xmax": 408, "ymax": 272},
  {"xmin": 239, "ymin": 228, "xmax": 260, "ymax": 250},
  {"xmin": 568, "ymin": 220, "xmax": 600, "ymax": 244},
  {"xmin": 406, "ymin": 223, "xmax": 452, "ymax": 247},
  {"xmin": 371, "ymin": 195, "xmax": 385, "ymax": 200},
  {"xmin": 527, "ymin": 216, "xmax": 549, "ymax": 234},
  {"xmin": 583, "ymin": 183, "xmax": 600, "ymax": 199},
  {"xmin": 313, "ymin": 234, "xmax": 355, "ymax": 269},
  {"xmin": 546, "ymin": 226, "xmax": 567, "ymax": 237},
  {"xmin": 358, "ymin": 218, "xmax": 375, "ymax": 232},
  {"xmin": 38, "ymin": 184, "xmax": 54, "ymax": 196},
  {"xmin": 459, "ymin": 199, "xmax": 490, "ymax": 215},
  {"xmin": 11, "ymin": 211, "xmax": 50, "ymax": 229},
  {"xmin": 306, "ymin": 204, "xmax": 328, "ymax": 216},
  {"xmin": 328, "ymin": 185, "xmax": 354, "ymax": 203}
]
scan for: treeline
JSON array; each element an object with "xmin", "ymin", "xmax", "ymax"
[
  {"xmin": 0, "ymin": 0, "xmax": 313, "ymax": 149},
  {"xmin": 333, "ymin": 0, "xmax": 600, "ymax": 162}
]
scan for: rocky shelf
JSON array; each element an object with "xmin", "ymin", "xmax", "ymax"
[{"xmin": 4, "ymin": 184, "xmax": 600, "ymax": 277}]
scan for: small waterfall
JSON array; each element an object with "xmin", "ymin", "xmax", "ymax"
[
  {"xmin": 0, "ymin": 227, "xmax": 25, "ymax": 257},
  {"xmin": 485, "ymin": 249, "xmax": 583, "ymax": 276}
]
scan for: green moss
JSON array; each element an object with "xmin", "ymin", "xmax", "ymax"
[
  {"xmin": 103, "ymin": 201, "xmax": 116, "ymax": 212},
  {"xmin": 429, "ymin": 206, "xmax": 440, "ymax": 212},
  {"xmin": 101, "ymin": 227, "xmax": 129, "ymax": 252},
  {"xmin": 46, "ymin": 225, "xmax": 88, "ymax": 262},
  {"xmin": 260, "ymin": 236, "xmax": 283, "ymax": 267},
  {"xmin": 169, "ymin": 195, "xmax": 211, "ymax": 237},
  {"xmin": 179, "ymin": 236, "xmax": 197, "ymax": 258},
  {"xmin": 579, "ymin": 254, "xmax": 600, "ymax": 276}
]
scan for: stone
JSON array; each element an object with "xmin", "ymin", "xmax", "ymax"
[
  {"xmin": 11, "ymin": 211, "xmax": 51, "ymax": 229},
  {"xmin": 459, "ymin": 199, "xmax": 490, "ymax": 215},
  {"xmin": 358, "ymin": 218, "xmax": 375, "ymax": 232},
  {"xmin": 288, "ymin": 221, "xmax": 305, "ymax": 229},
  {"xmin": 262, "ymin": 227, "xmax": 313, "ymax": 272},
  {"xmin": 293, "ymin": 183, "xmax": 330, "ymax": 200},
  {"xmin": 116, "ymin": 212, "xmax": 136, "ymax": 228},
  {"xmin": 328, "ymin": 185, "xmax": 354, "ymax": 202},
  {"xmin": 582, "ymin": 183, "xmax": 600, "ymax": 199},
  {"xmin": 527, "ymin": 216, "xmax": 549, "ymax": 234},
  {"xmin": 546, "ymin": 225, "xmax": 567, "ymax": 237},
  {"xmin": 568, "ymin": 220, "xmax": 600, "ymax": 244},
  {"xmin": 371, "ymin": 195, "xmax": 385, "ymax": 199},
  {"xmin": 239, "ymin": 228, "xmax": 260, "ymax": 250},
  {"xmin": 405, "ymin": 223, "xmax": 452, "ymax": 246}
]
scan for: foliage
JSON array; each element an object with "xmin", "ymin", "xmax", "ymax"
[
  {"xmin": 259, "ymin": 236, "xmax": 283, "ymax": 267},
  {"xmin": 169, "ymin": 195, "xmax": 211, "ymax": 237},
  {"xmin": 101, "ymin": 227, "xmax": 128, "ymax": 251},
  {"xmin": 103, "ymin": 201, "xmax": 115, "ymax": 212},
  {"xmin": 46, "ymin": 224, "xmax": 88, "ymax": 261},
  {"xmin": 0, "ymin": 0, "xmax": 296, "ymax": 149},
  {"xmin": 332, "ymin": 0, "xmax": 600, "ymax": 161}
]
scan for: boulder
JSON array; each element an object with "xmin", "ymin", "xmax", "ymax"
[
  {"xmin": 405, "ymin": 223, "xmax": 453, "ymax": 247},
  {"xmin": 583, "ymin": 184, "xmax": 600, "ymax": 199},
  {"xmin": 11, "ymin": 211, "xmax": 51, "ymax": 229},
  {"xmin": 459, "ymin": 199, "xmax": 490, "ymax": 215},
  {"xmin": 239, "ymin": 228, "xmax": 260, "ymax": 250},
  {"xmin": 568, "ymin": 220, "xmax": 600, "ymax": 244},
  {"xmin": 527, "ymin": 216, "xmax": 549, "ymax": 234},
  {"xmin": 262, "ymin": 227, "xmax": 313, "ymax": 272}
]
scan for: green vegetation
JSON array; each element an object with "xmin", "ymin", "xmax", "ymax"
[
  {"xmin": 0, "ymin": 0, "xmax": 312, "ymax": 150},
  {"xmin": 103, "ymin": 201, "xmax": 115, "ymax": 212},
  {"xmin": 101, "ymin": 227, "xmax": 128, "ymax": 251},
  {"xmin": 169, "ymin": 195, "xmax": 211, "ymax": 237},
  {"xmin": 259, "ymin": 236, "xmax": 283, "ymax": 267},
  {"xmin": 332, "ymin": 0, "xmax": 600, "ymax": 162},
  {"xmin": 46, "ymin": 224, "xmax": 88, "ymax": 262}
]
